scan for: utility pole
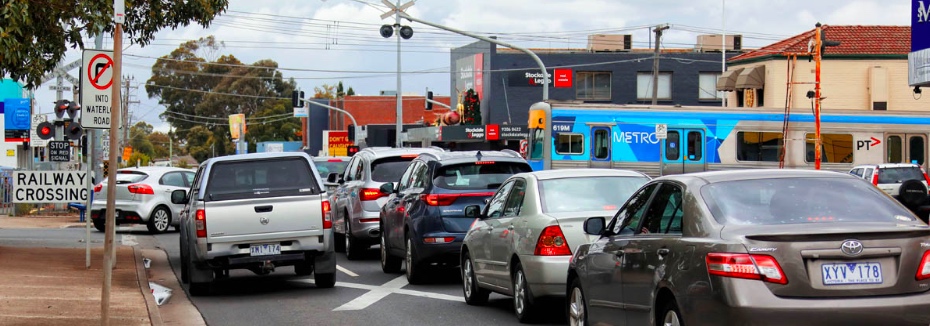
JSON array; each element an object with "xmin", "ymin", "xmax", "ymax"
[
  {"xmin": 394, "ymin": 0, "xmax": 404, "ymax": 148},
  {"xmin": 122, "ymin": 76, "xmax": 138, "ymax": 150},
  {"xmin": 102, "ymin": 0, "xmax": 125, "ymax": 323},
  {"xmin": 651, "ymin": 24, "xmax": 670, "ymax": 106}
]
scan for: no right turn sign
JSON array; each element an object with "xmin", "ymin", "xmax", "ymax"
[{"xmin": 81, "ymin": 49, "xmax": 114, "ymax": 129}]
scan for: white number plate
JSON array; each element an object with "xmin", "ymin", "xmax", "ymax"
[
  {"xmin": 250, "ymin": 244, "xmax": 281, "ymax": 256},
  {"xmin": 821, "ymin": 262, "xmax": 882, "ymax": 285}
]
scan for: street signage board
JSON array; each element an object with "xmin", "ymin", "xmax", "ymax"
[
  {"xmin": 12, "ymin": 171, "xmax": 89, "ymax": 203},
  {"xmin": 48, "ymin": 141, "xmax": 71, "ymax": 162},
  {"xmin": 31, "ymin": 114, "xmax": 48, "ymax": 147},
  {"xmin": 4, "ymin": 98, "xmax": 30, "ymax": 142},
  {"xmin": 81, "ymin": 49, "xmax": 114, "ymax": 129},
  {"xmin": 655, "ymin": 124, "xmax": 668, "ymax": 140}
]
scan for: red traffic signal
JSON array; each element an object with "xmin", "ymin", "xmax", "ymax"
[
  {"xmin": 347, "ymin": 146, "xmax": 360, "ymax": 156},
  {"xmin": 36, "ymin": 121, "xmax": 55, "ymax": 140}
]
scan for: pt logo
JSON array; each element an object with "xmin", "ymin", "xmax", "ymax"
[
  {"xmin": 856, "ymin": 137, "xmax": 882, "ymax": 150},
  {"xmin": 919, "ymin": 1, "xmax": 930, "ymax": 23}
]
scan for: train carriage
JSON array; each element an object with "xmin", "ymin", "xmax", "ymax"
[{"xmin": 526, "ymin": 102, "xmax": 930, "ymax": 177}]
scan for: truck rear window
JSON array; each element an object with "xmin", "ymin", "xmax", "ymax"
[
  {"xmin": 205, "ymin": 157, "xmax": 321, "ymax": 201},
  {"xmin": 434, "ymin": 162, "xmax": 531, "ymax": 190}
]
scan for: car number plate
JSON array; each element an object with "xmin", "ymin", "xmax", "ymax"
[
  {"xmin": 250, "ymin": 244, "xmax": 281, "ymax": 256},
  {"xmin": 821, "ymin": 262, "xmax": 882, "ymax": 285}
]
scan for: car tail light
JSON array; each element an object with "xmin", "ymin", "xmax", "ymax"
[
  {"xmin": 322, "ymin": 200, "xmax": 332, "ymax": 229},
  {"xmin": 195, "ymin": 209, "xmax": 207, "ymax": 238},
  {"xmin": 534, "ymin": 225, "xmax": 571, "ymax": 256},
  {"xmin": 127, "ymin": 184, "xmax": 155, "ymax": 195},
  {"xmin": 917, "ymin": 250, "xmax": 930, "ymax": 281},
  {"xmin": 360, "ymin": 188, "xmax": 386, "ymax": 201},
  {"xmin": 420, "ymin": 192, "xmax": 495, "ymax": 206},
  {"xmin": 706, "ymin": 253, "xmax": 788, "ymax": 285},
  {"xmin": 871, "ymin": 170, "xmax": 880, "ymax": 186},
  {"xmin": 922, "ymin": 169, "xmax": 930, "ymax": 194},
  {"xmin": 423, "ymin": 237, "xmax": 456, "ymax": 244},
  {"xmin": 400, "ymin": 154, "xmax": 419, "ymax": 158},
  {"xmin": 93, "ymin": 184, "xmax": 102, "ymax": 193}
]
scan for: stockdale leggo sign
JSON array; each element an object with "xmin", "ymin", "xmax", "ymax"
[
  {"xmin": 81, "ymin": 49, "xmax": 114, "ymax": 129},
  {"xmin": 12, "ymin": 171, "xmax": 89, "ymax": 203}
]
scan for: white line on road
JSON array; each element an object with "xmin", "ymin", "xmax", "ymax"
[
  {"xmin": 337, "ymin": 265, "xmax": 359, "ymax": 277},
  {"xmin": 292, "ymin": 275, "xmax": 465, "ymax": 311}
]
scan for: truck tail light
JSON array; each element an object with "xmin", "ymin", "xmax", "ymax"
[
  {"xmin": 195, "ymin": 209, "xmax": 207, "ymax": 238},
  {"xmin": 322, "ymin": 199, "xmax": 332, "ymax": 229},
  {"xmin": 534, "ymin": 225, "xmax": 571, "ymax": 256},
  {"xmin": 706, "ymin": 253, "xmax": 788, "ymax": 285}
]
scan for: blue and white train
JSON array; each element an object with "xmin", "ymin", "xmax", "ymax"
[{"xmin": 525, "ymin": 102, "xmax": 930, "ymax": 176}]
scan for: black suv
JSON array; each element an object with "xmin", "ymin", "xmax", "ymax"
[{"xmin": 378, "ymin": 150, "xmax": 531, "ymax": 283}]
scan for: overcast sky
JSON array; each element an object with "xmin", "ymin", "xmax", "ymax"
[{"xmin": 33, "ymin": 0, "xmax": 912, "ymax": 132}]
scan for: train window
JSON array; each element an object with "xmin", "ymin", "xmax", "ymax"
[
  {"xmin": 687, "ymin": 131, "xmax": 703, "ymax": 161},
  {"xmin": 576, "ymin": 72, "xmax": 612, "ymax": 100},
  {"xmin": 594, "ymin": 129, "xmax": 610, "ymax": 159},
  {"xmin": 909, "ymin": 136, "xmax": 925, "ymax": 165},
  {"xmin": 805, "ymin": 133, "xmax": 853, "ymax": 163},
  {"xmin": 736, "ymin": 131, "xmax": 783, "ymax": 162},
  {"xmin": 666, "ymin": 131, "xmax": 680, "ymax": 160},
  {"xmin": 556, "ymin": 133, "xmax": 585, "ymax": 155},
  {"xmin": 887, "ymin": 136, "xmax": 903, "ymax": 163},
  {"xmin": 529, "ymin": 129, "xmax": 544, "ymax": 160}
]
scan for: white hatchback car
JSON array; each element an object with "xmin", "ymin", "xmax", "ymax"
[
  {"xmin": 90, "ymin": 166, "xmax": 195, "ymax": 233},
  {"xmin": 849, "ymin": 163, "xmax": 930, "ymax": 209},
  {"xmin": 460, "ymin": 168, "xmax": 650, "ymax": 323}
]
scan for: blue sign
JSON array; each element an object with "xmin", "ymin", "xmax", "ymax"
[
  {"xmin": 914, "ymin": 0, "xmax": 930, "ymax": 52},
  {"xmin": 4, "ymin": 98, "xmax": 31, "ymax": 142}
]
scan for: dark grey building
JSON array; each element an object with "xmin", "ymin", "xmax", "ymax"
[{"xmin": 450, "ymin": 38, "xmax": 741, "ymax": 126}]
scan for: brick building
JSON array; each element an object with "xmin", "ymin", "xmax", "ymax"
[{"xmin": 327, "ymin": 95, "xmax": 452, "ymax": 131}]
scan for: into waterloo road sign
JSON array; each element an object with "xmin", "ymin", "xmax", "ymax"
[
  {"xmin": 12, "ymin": 171, "xmax": 89, "ymax": 203},
  {"xmin": 81, "ymin": 49, "xmax": 114, "ymax": 129}
]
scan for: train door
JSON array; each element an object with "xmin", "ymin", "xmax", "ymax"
[
  {"xmin": 590, "ymin": 126, "xmax": 611, "ymax": 168},
  {"xmin": 661, "ymin": 129, "xmax": 707, "ymax": 175},
  {"xmin": 885, "ymin": 134, "xmax": 927, "ymax": 168}
]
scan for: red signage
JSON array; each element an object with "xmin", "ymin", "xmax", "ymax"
[
  {"xmin": 554, "ymin": 68, "xmax": 573, "ymax": 88},
  {"xmin": 486, "ymin": 124, "xmax": 499, "ymax": 141}
]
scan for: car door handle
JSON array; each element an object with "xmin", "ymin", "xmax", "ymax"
[
  {"xmin": 507, "ymin": 225, "xmax": 514, "ymax": 230},
  {"xmin": 487, "ymin": 226, "xmax": 494, "ymax": 233},
  {"xmin": 657, "ymin": 248, "xmax": 670, "ymax": 256},
  {"xmin": 254, "ymin": 205, "xmax": 273, "ymax": 213}
]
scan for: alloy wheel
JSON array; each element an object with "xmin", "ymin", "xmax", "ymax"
[
  {"xmin": 569, "ymin": 286, "xmax": 585, "ymax": 326},
  {"xmin": 463, "ymin": 258, "xmax": 474, "ymax": 298},
  {"xmin": 405, "ymin": 238, "xmax": 413, "ymax": 278},
  {"xmin": 514, "ymin": 269, "xmax": 526, "ymax": 315},
  {"xmin": 663, "ymin": 310, "xmax": 681, "ymax": 326},
  {"xmin": 152, "ymin": 209, "xmax": 170, "ymax": 232},
  {"xmin": 380, "ymin": 233, "xmax": 387, "ymax": 268}
]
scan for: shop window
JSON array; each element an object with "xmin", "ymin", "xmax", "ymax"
[
  {"xmin": 576, "ymin": 72, "xmax": 611, "ymax": 100},
  {"xmin": 637, "ymin": 73, "xmax": 671, "ymax": 100},
  {"xmin": 699, "ymin": 73, "xmax": 723, "ymax": 100}
]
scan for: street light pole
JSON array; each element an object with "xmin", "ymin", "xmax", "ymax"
[{"xmin": 394, "ymin": 0, "xmax": 402, "ymax": 148}]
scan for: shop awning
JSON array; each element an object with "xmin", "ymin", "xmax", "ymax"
[
  {"xmin": 715, "ymin": 67, "xmax": 744, "ymax": 91},
  {"xmin": 735, "ymin": 65, "xmax": 765, "ymax": 89}
]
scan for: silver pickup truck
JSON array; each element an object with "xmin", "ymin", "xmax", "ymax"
[{"xmin": 172, "ymin": 152, "xmax": 336, "ymax": 296}]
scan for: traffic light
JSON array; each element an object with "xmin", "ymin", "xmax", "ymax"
[
  {"xmin": 81, "ymin": 135, "xmax": 87, "ymax": 157},
  {"xmin": 347, "ymin": 146, "xmax": 360, "ymax": 157},
  {"xmin": 425, "ymin": 91, "xmax": 433, "ymax": 110},
  {"xmin": 291, "ymin": 90, "xmax": 305, "ymax": 108},
  {"xmin": 66, "ymin": 101, "xmax": 80, "ymax": 120},
  {"xmin": 36, "ymin": 121, "xmax": 55, "ymax": 140},
  {"xmin": 65, "ymin": 122, "xmax": 83, "ymax": 140},
  {"xmin": 54, "ymin": 100, "xmax": 69, "ymax": 119},
  {"xmin": 348, "ymin": 124, "xmax": 355, "ymax": 142}
]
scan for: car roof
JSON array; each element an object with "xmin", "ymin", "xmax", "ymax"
[
  {"xmin": 525, "ymin": 168, "xmax": 649, "ymax": 180},
  {"xmin": 360, "ymin": 147, "xmax": 443, "ymax": 159},
  {"xmin": 852, "ymin": 163, "xmax": 922, "ymax": 169},
  {"xmin": 203, "ymin": 152, "xmax": 310, "ymax": 165},
  {"xmin": 312, "ymin": 156, "xmax": 351, "ymax": 161},
  {"xmin": 116, "ymin": 166, "xmax": 192, "ymax": 173},
  {"xmin": 419, "ymin": 150, "xmax": 524, "ymax": 164},
  {"xmin": 655, "ymin": 169, "xmax": 849, "ymax": 184}
]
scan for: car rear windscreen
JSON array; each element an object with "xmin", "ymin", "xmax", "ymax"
[
  {"xmin": 371, "ymin": 157, "xmax": 416, "ymax": 182},
  {"xmin": 114, "ymin": 171, "xmax": 148, "ymax": 184},
  {"xmin": 206, "ymin": 157, "xmax": 321, "ymax": 201},
  {"xmin": 701, "ymin": 177, "xmax": 916, "ymax": 225},
  {"xmin": 434, "ymin": 162, "xmax": 532, "ymax": 190},
  {"xmin": 314, "ymin": 161, "xmax": 349, "ymax": 179},
  {"xmin": 539, "ymin": 176, "xmax": 649, "ymax": 213},
  {"xmin": 878, "ymin": 167, "xmax": 925, "ymax": 184}
]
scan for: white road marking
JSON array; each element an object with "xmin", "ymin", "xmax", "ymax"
[
  {"xmin": 293, "ymin": 275, "xmax": 464, "ymax": 311},
  {"xmin": 120, "ymin": 234, "xmax": 138, "ymax": 246},
  {"xmin": 337, "ymin": 265, "xmax": 359, "ymax": 277}
]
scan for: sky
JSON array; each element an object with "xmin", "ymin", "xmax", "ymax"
[{"xmin": 31, "ymin": 0, "xmax": 913, "ymax": 133}]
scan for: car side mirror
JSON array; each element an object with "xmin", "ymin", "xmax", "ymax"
[
  {"xmin": 337, "ymin": 173, "xmax": 345, "ymax": 184},
  {"xmin": 171, "ymin": 189, "xmax": 188, "ymax": 205},
  {"xmin": 483, "ymin": 198, "xmax": 491, "ymax": 205},
  {"xmin": 379, "ymin": 182, "xmax": 395, "ymax": 194},
  {"xmin": 464, "ymin": 205, "xmax": 482, "ymax": 218},
  {"xmin": 583, "ymin": 217, "xmax": 606, "ymax": 235},
  {"xmin": 327, "ymin": 173, "xmax": 339, "ymax": 183}
]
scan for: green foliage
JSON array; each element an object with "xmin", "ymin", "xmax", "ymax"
[
  {"xmin": 185, "ymin": 125, "xmax": 214, "ymax": 163},
  {"xmin": 123, "ymin": 152, "xmax": 152, "ymax": 168},
  {"xmin": 177, "ymin": 160, "xmax": 191, "ymax": 169},
  {"xmin": 347, "ymin": 87, "xmax": 355, "ymax": 96},
  {"xmin": 0, "ymin": 0, "xmax": 228, "ymax": 88},
  {"xmin": 147, "ymin": 132, "xmax": 171, "ymax": 159},
  {"xmin": 314, "ymin": 83, "xmax": 336, "ymax": 99},
  {"xmin": 129, "ymin": 121, "xmax": 155, "ymax": 158}
]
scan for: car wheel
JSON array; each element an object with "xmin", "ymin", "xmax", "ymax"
[
  {"xmin": 898, "ymin": 179, "xmax": 928, "ymax": 208},
  {"xmin": 180, "ymin": 241, "xmax": 190, "ymax": 284},
  {"xmin": 147, "ymin": 206, "xmax": 171, "ymax": 234},
  {"xmin": 657, "ymin": 298, "xmax": 683, "ymax": 326},
  {"xmin": 295, "ymin": 260, "xmax": 313, "ymax": 276},
  {"xmin": 405, "ymin": 236, "xmax": 426, "ymax": 284},
  {"xmin": 93, "ymin": 219, "xmax": 106, "ymax": 232},
  {"xmin": 568, "ymin": 277, "xmax": 587, "ymax": 326},
  {"xmin": 381, "ymin": 229, "xmax": 402, "ymax": 273},
  {"xmin": 314, "ymin": 272, "xmax": 336, "ymax": 288},
  {"xmin": 513, "ymin": 262, "xmax": 539, "ymax": 323},
  {"xmin": 187, "ymin": 245, "xmax": 212, "ymax": 297},
  {"xmin": 462, "ymin": 251, "xmax": 489, "ymax": 305},
  {"xmin": 345, "ymin": 217, "xmax": 364, "ymax": 260}
]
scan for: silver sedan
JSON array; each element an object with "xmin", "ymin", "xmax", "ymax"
[{"xmin": 460, "ymin": 168, "xmax": 650, "ymax": 323}]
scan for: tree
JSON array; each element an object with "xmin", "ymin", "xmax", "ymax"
[
  {"xmin": 129, "ymin": 121, "xmax": 155, "ymax": 158},
  {"xmin": 185, "ymin": 126, "xmax": 215, "ymax": 163},
  {"xmin": 147, "ymin": 132, "xmax": 171, "ymax": 159},
  {"xmin": 0, "ymin": 0, "xmax": 228, "ymax": 88},
  {"xmin": 347, "ymin": 87, "xmax": 356, "ymax": 96},
  {"xmin": 123, "ymin": 152, "xmax": 152, "ymax": 168},
  {"xmin": 313, "ymin": 83, "xmax": 336, "ymax": 99}
]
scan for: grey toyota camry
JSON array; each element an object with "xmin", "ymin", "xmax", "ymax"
[{"xmin": 567, "ymin": 169, "xmax": 930, "ymax": 326}]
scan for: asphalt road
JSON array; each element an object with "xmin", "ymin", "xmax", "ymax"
[{"xmin": 151, "ymin": 232, "xmax": 568, "ymax": 326}]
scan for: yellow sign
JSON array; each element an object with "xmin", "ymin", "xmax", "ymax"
[
  {"xmin": 229, "ymin": 114, "xmax": 246, "ymax": 139},
  {"xmin": 6, "ymin": 149, "xmax": 14, "ymax": 157},
  {"xmin": 122, "ymin": 147, "xmax": 132, "ymax": 162}
]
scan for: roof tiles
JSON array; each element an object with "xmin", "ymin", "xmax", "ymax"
[{"xmin": 730, "ymin": 25, "xmax": 910, "ymax": 63}]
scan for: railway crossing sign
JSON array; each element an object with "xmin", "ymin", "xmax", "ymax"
[{"xmin": 81, "ymin": 49, "xmax": 114, "ymax": 129}]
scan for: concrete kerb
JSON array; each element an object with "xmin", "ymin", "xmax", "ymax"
[
  {"xmin": 141, "ymin": 248, "xmax": 208, "ymax": 326},
  {"xmin": 135, "ymin": 246, "xmax": 164, "ymax": 326}
]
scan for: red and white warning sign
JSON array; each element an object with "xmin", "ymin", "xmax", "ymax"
[{"xmin": 81, "ymin": 49, "xmax": 114, "ymax": 129}]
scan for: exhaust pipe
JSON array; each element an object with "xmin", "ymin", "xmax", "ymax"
[{"xmin": 369, "ymin": 229, "xmax": 381, "ymax": 237}]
